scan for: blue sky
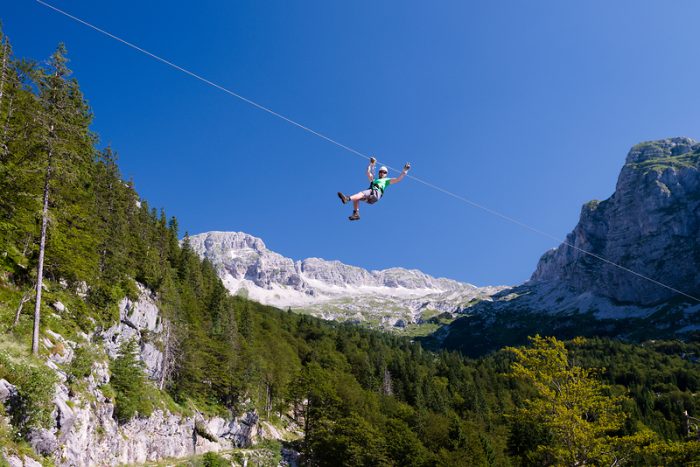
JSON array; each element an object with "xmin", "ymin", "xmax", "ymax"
[{"xmin": 4, "ymin": 1, "xmax": 700, "ymax": 286}]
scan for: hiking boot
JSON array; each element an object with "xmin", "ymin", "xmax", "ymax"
[
  {"xmin": 337, "ymin": 192, "xmax": 350, "ymax": 204},
  {"xmin": 348, "ymin": 211, "xmax": 360, "ymax": 221}
]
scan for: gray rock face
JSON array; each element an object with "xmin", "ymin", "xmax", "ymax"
[
  {"xmin": 438, "ymin": 138, "xmax": 700, "ymax": 354},
  {"xmin": 27, "ymin": 428, "xmax": 57, "ymax": 456},
  {"xmin": 188, "ymin": 231, "xmax": 504, "ymax": 327},
  {"xmin": 0, "ymin": 284, "xmax": 261, "ymax": 466},
  {"xmin": 531, "ymin": 137, "xmax": 700, "ymax": 305},
  {"xmin": 42, "ymin": 285, "xmax": 262, "ymax": 466},
  {"xmin": 3, "ymin": 454, "xmax": 42, "ymax": 467},
  {"xmin": 0, "ymin": 379, "xmax": 19, "ymax": 406},
  {"xmin": 52, "ymin": 402, "xmax": 257, "ymax": 466},
  {"xmin": 102, "ymin": 284, "xmax": 164, "ymax": 379}
]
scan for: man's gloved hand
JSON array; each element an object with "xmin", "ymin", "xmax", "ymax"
[
  {"xmin": 370, "ymin": 156, "xmax": 377, "ymax": 164},
  {"xmin": 403, "ymin": 162, "xmax": 411, "ymax": 172}
]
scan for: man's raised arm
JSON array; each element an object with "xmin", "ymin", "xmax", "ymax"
[
  {"xmin": 390, "ymin": 163, "xmax": 411, "ymax": 185},
  {"xmin": 366, "ymin": 156, "xmax": 377, "ymax": 182}
]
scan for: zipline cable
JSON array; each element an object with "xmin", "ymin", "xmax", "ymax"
[{"xmin": 35, "ymin": 0, "xmax": 700, "ymax": 303}]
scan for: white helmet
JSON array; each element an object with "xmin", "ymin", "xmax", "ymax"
[{"xmin": 378, "ymin": 166, "xmax": 389, "ymax": 174}]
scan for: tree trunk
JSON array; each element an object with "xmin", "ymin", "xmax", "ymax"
[
  {"xmin": 1, "ymin": 93, "xmax": 13, "ymax": 158},
  {"xmin": 0, "ymin": 39, "xmax": 7, "ymax": 110},
  {"xmin": 13, "ymin": 286, "xmax": 33, "ymax": 327},
  {"xmin": 32, "ymin": 142, "xmax": 52, "ymax": 355},
  {"xmin": 21, "ymin": 232, "xmax": 31, "ymax": 257},
  {"xmin": 0, "ymin": 39, "xmax": 10, "ymax": 159},
  {"xmin": 159, "ymin": 319, "xmax": 174, "ymax": 390},
  {"xmin": 382, "ymin": 367, "xmax": 393, "ymax": 396}
]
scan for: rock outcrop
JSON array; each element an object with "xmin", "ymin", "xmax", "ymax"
[
  {"xmin": 437, "ymin": 137, "xmax": 700, "ymax": 356},
  {"xmin": 2, "ymin": 285, "xmax": 260, "ymax": 466},
  {"xmin": 188, "ymin": 231, "xmax": 504, "ymax": 327},
  {"xmin": 102, "ymin": 284, "xmax": 164, "ymax": 380},
  {"xmin": 0, "ymin": 379, "xmax": 19, "ymax": 409},
  {"xmin": 532, "ymin": 137, "xmax": 700, "ymax": 305}
]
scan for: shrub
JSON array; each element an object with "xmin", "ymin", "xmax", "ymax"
[
  {"xmin": 0, "ymin": 352, "xmax": 57, "ymax": 434},
  {"xmin": 98, "ymin": 383, "xmax": 116, "ymax": 402},
  {"xmin": 68, "ymin": 345, "xmax": 97, "ymax": 382},
  {"xmin": 201, "ymin": 452, "xmax": 229, "ymax": 467}
]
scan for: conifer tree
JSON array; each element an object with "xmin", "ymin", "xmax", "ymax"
[
  {"xmin": 0, "ymin": 28, "xmax": 37, "ymax": 253},
  {"xmin": 91, "ymin": 146, "xmax": 135, "ymax": 309},
  {"xmin": 31, "ymin": 43, "xmax": 94, "ymax": 354},
  {"xmin": 110, "ymin": 339, "xmax": 153, "ymax": 422}
]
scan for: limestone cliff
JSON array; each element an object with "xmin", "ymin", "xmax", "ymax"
[
  {"xmin": 438, "ymin": 138, "xmax": 700, "ymax": 356},
  {"xmin": 188, "ymin": 231, "xmax": 504, "ymax": 328},
  {"xmin": 531, "ymin": 137, "xmax": 700, "ymax": 305},
  {"xmin": 1, "ymin": 285, "xmax": 259, "ymax": 466}
]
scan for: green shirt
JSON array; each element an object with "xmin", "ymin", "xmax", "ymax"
[{"xmin": 371, "ymin": 177, "xmax": 392, "ymax": 193}]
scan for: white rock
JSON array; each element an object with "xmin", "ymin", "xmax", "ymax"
[
  {"xmin": 0, "ymin": 379, "xmax": 18, "ymax": 403},
  {"xmin": 188, "ymin": 231, "xmax": 506, "ymax": 327},
  {"xmin": 102, "ymin": 283, "xmax": 164, "ymax": 381},
  {"xmin": 4, "ymin": 455, "xmax": 42, "ymax": 467},
  {"xmin": 76, "ymin": 282, "xmax": 89, "ymax": 298},
  {"xmin": 37, "ymin": 322, "xmax": 259, "ymax": 466},
  {"xmin": 44, "ymin": 329, "xmax": 74, "ymax": 365}
]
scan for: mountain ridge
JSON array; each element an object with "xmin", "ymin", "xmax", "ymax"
[
  {"xmin": 189, "ymin": 138, "xmax": 700, "ymax": 337},
  {"xmin": 437, "ymin": 137, "xmax": 700, "ymax": 355},
  {"xmin": 188, "ymin": 230, "xmax": 504, "ymax": 328}
]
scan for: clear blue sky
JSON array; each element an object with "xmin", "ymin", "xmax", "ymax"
[{"xmin": 4, "ymin": 1, "xmax": 700, "ymax": 286}]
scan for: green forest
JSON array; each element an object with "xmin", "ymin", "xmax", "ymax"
[{"xmin": 0, "ymin": 27, "xmax": 699, "ymax": 466}]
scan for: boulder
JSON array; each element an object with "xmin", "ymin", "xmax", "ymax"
[{"xmin": 0, "ymin": 379, "xmax": 18, "ymax": 406}]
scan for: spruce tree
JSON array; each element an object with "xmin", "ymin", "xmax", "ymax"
[
  {"xmin": 0, "ymin": 29, "xmax": 38, "ymax": 256},
  {"xmin": 31, "ymin": 43, "xmax": 94, "ymax": 354},
  {"xmin": 110, "ymin": 339, "xmax": 153, "ymax": 423},
  {"xmin": 90, "ymin": 146, "xmax": 135, "ymax": 310}
]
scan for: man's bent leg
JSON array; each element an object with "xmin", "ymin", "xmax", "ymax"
[{"xmin": 350, "ymin": 190, "xmax": 369, "ymax": 212}]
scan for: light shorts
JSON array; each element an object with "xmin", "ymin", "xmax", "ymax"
[{"xmin": 360, "ymin": 188, "xmax": 382, "ymax": 204}]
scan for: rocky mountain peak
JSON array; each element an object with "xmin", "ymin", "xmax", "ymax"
[
  {"xmin": 188, "ymin": 231, "xmax": 502, "ymax": 328},
  {"xmin": 624, "ymin": 137, "xmax": 698, "ymax": 165},
  {"xmin": 194, "ymin": 231, "xmax": 267, "ymax": 254},
  {"xmin": 531, "ymin": 137, "xmax": 700, "ymax": 306}
]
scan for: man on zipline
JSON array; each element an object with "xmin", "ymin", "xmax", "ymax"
[{"xmin": 338, "ymin": 157, "xmax": 411, "ymax": 221}]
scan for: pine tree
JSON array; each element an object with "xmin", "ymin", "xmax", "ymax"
[
  {"xmin": 0, "ymin": 29, "xmax": 39, "ymax": 258},
  {"xmin": 0, "ymin": 25, "xmax": 16, "ymax": 154},
  {"xmin": 31, "ymin": 43, "xmax": 94, "ymax": 354},
  {"xmin": 110, "ymin": 339, "xmax": 154, "ymax": 423},
  {"xmin": 90, "ymin": 146, "xmax": 135, "ymax": 310}
]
